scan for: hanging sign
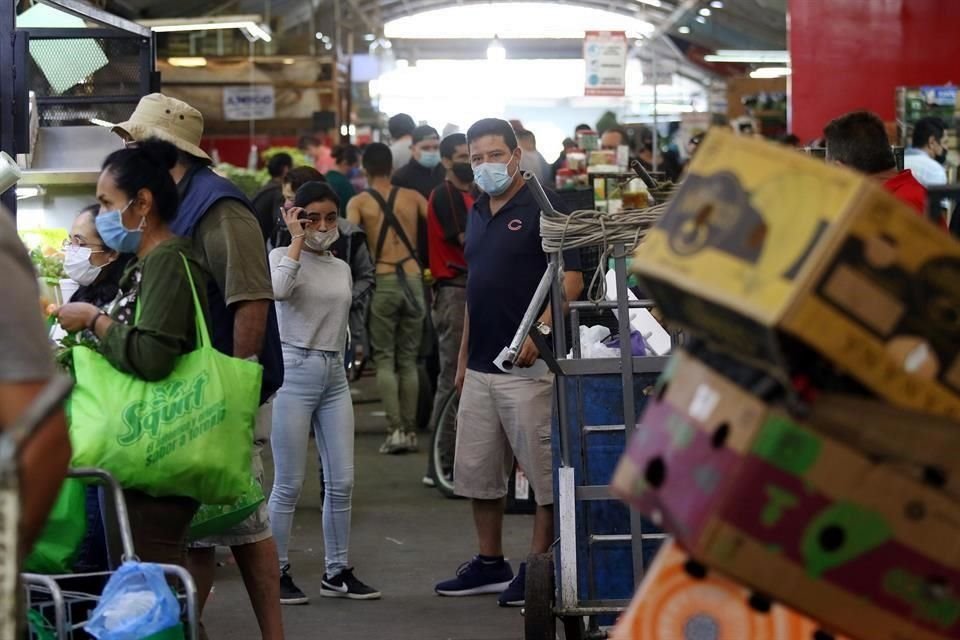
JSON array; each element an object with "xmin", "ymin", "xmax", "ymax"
[
  {"xmin": 584, "ymin": 31, "xmax": 627, "ymax": 97},
  {"xmin": 223, "ymin": 85, "xmax": 276, "ymax": 121}
]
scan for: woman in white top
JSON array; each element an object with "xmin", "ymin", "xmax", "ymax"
[{"xmin": 268, "ymin": 181, "xmax": 380, "ymax": 604}]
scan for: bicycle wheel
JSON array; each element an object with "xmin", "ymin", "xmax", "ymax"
[{"xmin": 428, "ymin": 389, "xmax": 460, "ymax": 499}]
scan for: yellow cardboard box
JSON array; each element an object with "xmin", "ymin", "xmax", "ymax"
[{"xmin": 634, "ymin": 129, "xmax": 960, "ymax": 418}]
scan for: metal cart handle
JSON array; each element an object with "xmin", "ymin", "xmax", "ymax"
[{"xmin": 68, "ymin": 467, "xmax": 138, "ymax": 563}]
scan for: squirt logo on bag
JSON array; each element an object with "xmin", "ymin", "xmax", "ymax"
[{"xmin": 118, "ymin": 372, "xmax": 210, "ymax": 446}]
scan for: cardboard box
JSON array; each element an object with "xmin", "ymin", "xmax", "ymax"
[
  {"xmin": 610, "ymin": 541, "xmax": 850, "ymax": 640},
  {"xmin": 809, "ymin": 393, "xmax": 960, "ymax": 502},
  {"xmin": 612, "ymin": 351, "xmax": 960, "ymax": 640},
  {"xmin": 633, "ymin": 129, "xmax": 960, "ymax": 418}
]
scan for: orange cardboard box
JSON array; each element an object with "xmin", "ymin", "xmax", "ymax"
[{"xmin": 610, "ymin": 542, "xmax": 850, "ymax": 640}]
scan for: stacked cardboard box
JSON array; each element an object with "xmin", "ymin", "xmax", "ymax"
[
  {"xmin": 612, "ymin": 130, "xmax": 960, "ymax": 640},
  {"xmin": 610, "ymin": 542, "xmax": 851, "ymax": 640}
]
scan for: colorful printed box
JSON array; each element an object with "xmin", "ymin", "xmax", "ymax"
[
  {"xmin": 634, "ymin": 129, "xmax": 960, "ymax": 418},
  {"xmin": 612, "ymin": 351, "xmax": 960, "ymax": 640},
  {"xmin": 610, "ymin": 541, "xmax": 849, "ymax": 640}
]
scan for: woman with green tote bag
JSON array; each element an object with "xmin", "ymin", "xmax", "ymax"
[{"xmin": 56, "ymin": 139, "xmax": 236, "ymax": 568}]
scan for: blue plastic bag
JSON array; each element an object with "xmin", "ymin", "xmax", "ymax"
[{"xmin": 85, "ymin": 562, "xmax": 182, "ymax": 640}]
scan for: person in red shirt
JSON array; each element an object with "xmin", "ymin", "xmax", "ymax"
[
  {"xmin": 824, "ymin": 110, "xmax": 939, "ymax": 222},
  {"xmin": 423, "ymin": 132, "xmax": 475, "ymax": 487}
]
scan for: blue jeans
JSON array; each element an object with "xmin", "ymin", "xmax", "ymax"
[{"xmin": 269, "ymin": 345, "xmax": 354, "ymax": 576}]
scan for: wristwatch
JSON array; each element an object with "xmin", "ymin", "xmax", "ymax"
[{"xmin": 535, "ymin": 322, "xmax": 552, "ymax": 336}]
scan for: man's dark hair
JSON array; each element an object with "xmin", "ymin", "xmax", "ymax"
[
  {"xmin": 912, "ymin": 116, "xmax": 947, "ymax": 149},
  {"xmin": 267, "ymin": 152, "xmax": 293, "ymax": 178},
  {"xmin": 294, "ymin": 180, "xmax": 341, "ymax": 209},
  {"xmin": 466, "ymin": 118, "xmax": 518, "ymax": 152},
  {"xmin": 823, "ymin": 110, "xmax": 896, "ymax": 174},
  {"xmin": 333, "ymin": 144, "xmax": 360, "ymax": 166},
  {"xmin": 284, "ymin": 166, "xmax": 325, "ymax": 192},
  {"xmin": 516, "ymin": 130, "xmax": 536, "ymax": 145},
  {"xmin": 440, "ymin": 133, "xmax": 467, "ymax": 160},
  {"xmin": 605, "ymin": 126, "xmax": 629, "ymax": 146},
  {"xmin": 412, "ymin": 125, "xmax": 440, "ymax": 146},
  {"xmin": 363, "ymin": 142, "xmax": 393, "ymax": 178},
  {"xmin": 388, "ymin": 113, "xmax": 416, "ymax": 139},
  {"xmin": 297, "ymin": 134, "xmax": 318, "ymax": 151},
  {"xmin": 575, "ymin": 123, "xmax": 592, "ymax": 133}
]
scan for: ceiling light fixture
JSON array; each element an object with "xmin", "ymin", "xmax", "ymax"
[
  {"xmin": 704, "ymin": 49, "xmax": 790, "ymax": 63},
  {"xmin": 632, "ymin": 0, "xmax": 662, "ymax": 5},
  {"xmin": 750, "ymin": 66, "xmax": 792, "ymax": 79},
  {"xmin": 364, "ymin": 33, "xmax": 376, "ymax": 42},
  {"xmin": 487, "ymin": 35, "xmax": 506, "ymax": 61},
  {"xmin": 167, "ymin": 56, "xmax": 208, "ymax": 67},
  {"xmin": 699, "ymin": 7, "xmax": 711, "ymax": 16},
  {"xmin": 677, "ymin": 25, "xmax": 691, "ymax": 34},
  {"xmin": 710, "ymin": 0, "xmax": 724, "ymax": 7},
  {"xmin": 147, "ymin": 18, "xmax": 272, "ymax": 42},
  {"xmin": 282, "ymin": 57, "xmax": 296, "ymax": 64},
  {"xmin": 695, "ymin": 15, "xmax": 706, "ymax": 23},
  {"xmin": 315, "ymin": 31, "xmax": 324, "ymax": 39}
]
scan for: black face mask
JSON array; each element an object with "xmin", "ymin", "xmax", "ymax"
[{"xmin": 452, "ymin": 162, "xmax": 475, "ymax": 184}]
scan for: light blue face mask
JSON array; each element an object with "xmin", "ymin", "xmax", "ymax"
[
  {"xmin": 474, "ymin": 160, "xmax": 517, "ymax": 196},
  {"xmin": 418, "ymin": 150, "xmax": 441, "ymax": 169},
  {"xmin": 95, "ymin": 201, "xmax": 142, "ymax": 254}
]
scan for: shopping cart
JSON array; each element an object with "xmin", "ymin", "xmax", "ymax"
[
  {"xmin": 506, "ymin": 174, "xmax": 673, "ymax": 639},
  {"xmin": 22, "ymin": 468, "xmax": 199, "ymax": 640}
]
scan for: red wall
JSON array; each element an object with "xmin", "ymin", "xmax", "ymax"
[{"xmin": 789, "ymin": 0, "xmax": 960, "ymax": 142}]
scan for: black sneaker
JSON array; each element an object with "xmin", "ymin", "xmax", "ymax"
[
  {"xmin": 321, "ymin": 568, "xmax": 382, "ymax": 600},
  {"xmin": 279, "ymin": 565, "xmax": 309, "ymax": 605}
]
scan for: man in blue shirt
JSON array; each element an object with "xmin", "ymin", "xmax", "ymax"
[{"xmin": 434, "ymin": 118, "xmax": 584, "ymax": 607}]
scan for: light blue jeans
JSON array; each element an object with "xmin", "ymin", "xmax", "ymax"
[{"xmin": 269, "ymin": 345, "xmax": 354, "ymax": 576}]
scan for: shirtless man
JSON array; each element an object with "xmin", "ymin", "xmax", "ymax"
[{"xmin": 348, "ymin": 143, "xmax": 428, "ymax": 454}]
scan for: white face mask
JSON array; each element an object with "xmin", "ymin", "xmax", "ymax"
[
  {"xmin": 63, "ymin": 245, "xmax": 105, "ymax": 286},
  {"xmin": 305, "ymin": 227, "xmax": 340, "ymax": 252}
]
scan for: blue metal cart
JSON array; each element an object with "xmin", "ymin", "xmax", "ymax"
[{"xmin": 500, "ymin": 175, "xmax": 671, "ymax": 639}]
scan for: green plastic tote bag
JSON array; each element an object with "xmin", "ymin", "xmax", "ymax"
[{"xmin": 67, "ymin": 254, "xmax": 263, "ymax": 505}]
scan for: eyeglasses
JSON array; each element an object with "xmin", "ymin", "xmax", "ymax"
[{"xmin": 63, "ymin": 238, "xmax": 105, "ymax": 251}]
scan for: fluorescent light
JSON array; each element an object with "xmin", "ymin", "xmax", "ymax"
[
  {"xmin": 678, "ymin": 26, "xmax": 691, "ymax": 34},
  {"xmin": 699, "ymin": 7, "xmax": 711, "ymax": 16},
  {"xmin": 705, "ymin": 49, "xmax": 790, "ymax": 63},
  {"xmin": 89, "ymin": 118, "xmax": 114, "ymax": 128},
  {"xmin": 750, "ymin": 66, "xmax": 792, "ymax": 79},
  {"xmin": 710, "ymin": 0, "xmax": 724, "ymax": 7},
  {"xmin": 16, "ymin": 186, "xmax": 44, "ymax": 200},
  {"xmin": 633, "ymin": 0, "xmax": 662, "ymax": 5},
  {"xmin": 167, "ymin": 56, "xmax": 207, "ymax": 67},
  {"xmin": 364, "ymin": 33, "xmax": 376, "ymax": 42},
  {"xmin": 695, "ymin": 16, "xmax": 706, "ymax": 23},
  {"xmin": 487, "ymin": 36, "xmax": 506, "ymax": 61},
  {"xmin": 149, "ymin": 20, "xmax": 272, "ymax": 42}
]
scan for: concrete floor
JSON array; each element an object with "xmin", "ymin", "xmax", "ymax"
[{"xmin": 202, "ymin": 377, "xmax": 532, "ymax": 640}]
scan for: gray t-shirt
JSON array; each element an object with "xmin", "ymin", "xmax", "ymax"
[
  {"xmin": 0, "ymin": 214, "xmax": 54, "ymax": 383},
  {"xmin": 269, "ymin": 248, "xmax": 352, "ymax": 352}
]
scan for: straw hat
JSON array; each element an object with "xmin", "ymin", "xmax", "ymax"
[{"xmin": 111, "ymin": 93, "xmax": 211, "ymax": 162}]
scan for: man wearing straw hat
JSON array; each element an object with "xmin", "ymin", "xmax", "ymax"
[{"xmin": 110, "ymin": 93, "xmax": 285, "ymax": 639}]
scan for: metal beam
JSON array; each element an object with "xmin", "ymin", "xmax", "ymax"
[
  {"xmin": 40, "ymin": 0, "xmax": 152, "ymax": 36},
  {"xmin": 341, "ymin": 0, "xmax": 380, "ymax": 37},
  {"xmin": 635, "ymin": 0, "xmax": 699, "ymax": 48}
]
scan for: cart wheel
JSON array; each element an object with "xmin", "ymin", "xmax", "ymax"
[
  {"xmin": 561, "ymin": 616, "xmax": 585, "ymax": 640},
  {"xmin": 524, "ymin": 553, "xmax": 556, "ymax": 640}
]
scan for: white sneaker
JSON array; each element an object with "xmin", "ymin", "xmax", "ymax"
[
  {"xmin": 405, "ymin": 432, "xmax": 419, "ymax": 453},
  {"xmin": 379, "ymin": 430, "xmax": 407, "ymax": 455}
]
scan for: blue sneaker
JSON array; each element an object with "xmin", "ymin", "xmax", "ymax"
[
  {"xmin": 435, "ymin": 557, "xmax": 514, "ymax": 596},
  {"xmin": 497, "ymin": 562, "xmax": 526, "ymax": 607}
]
